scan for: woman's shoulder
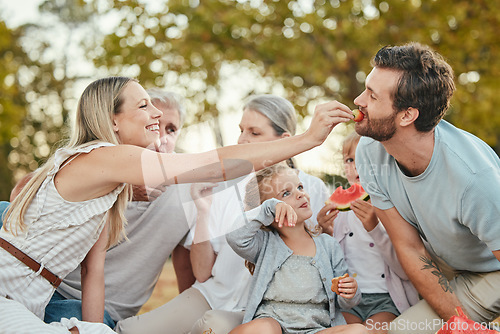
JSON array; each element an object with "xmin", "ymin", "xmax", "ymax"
[
  {"xmin": 52, "ymin": 141, "xmax": 117, "ymax": 172},
  {"xmin": 55, "ymin": 141, "xmax": 115, "ymax": 158}
]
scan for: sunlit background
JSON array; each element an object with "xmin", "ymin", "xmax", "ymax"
[{"xmin": 1, "ymin": 0, "xmax": 499, "ymax": 200}]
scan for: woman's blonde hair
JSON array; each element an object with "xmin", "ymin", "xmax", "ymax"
[
  {"xmin": 244, "ymin": 162, "xmax": 317, "ymax": 274},
  {"xmin": 4, "ymin": 77, "xmax": 135, "ymax": 248}
]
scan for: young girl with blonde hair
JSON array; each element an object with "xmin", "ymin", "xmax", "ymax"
[
  {"xmin": 227, "ymin": 163, "xmax": 368, "ymax": 334},
  {"xmin": 0, "ymin": 77, "xmax": 354, "ymax": 333}
]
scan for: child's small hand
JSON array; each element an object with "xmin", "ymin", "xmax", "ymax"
[
  {"xmin": 317, "ymin": 202, "xmax": 338, "ymax": 236},
  {"xmin": 338, "ymin": 275, "xmax": 358, "ymax": 299},
  {"xmin": 351, "ymin": 199, "xmax": 379, "ymax": 232},
  {"xmin": 190, "ymin": 182, "xmax": 217, "ymax": 213},
  {"xmin": 275, "ymin": 202, "xmax": 297, "ymax": 228}
]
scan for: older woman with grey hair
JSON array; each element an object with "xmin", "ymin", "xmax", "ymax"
[{"xmin": 237, "ymin": 94, "xmax": 329, "ymax": 224}]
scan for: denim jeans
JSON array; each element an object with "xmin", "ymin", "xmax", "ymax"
[
  {"xmin": 0, "ymin": 200, "xmax": 9, "ymax": 227},
  {"xmin": 45, "ymin": 290, "xmax": 116, "ymax": 328}
]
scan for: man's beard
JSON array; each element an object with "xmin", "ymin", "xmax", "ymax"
[{"xmin": 355, "ymin": 112, "xmax": 397, "ymax": 142}]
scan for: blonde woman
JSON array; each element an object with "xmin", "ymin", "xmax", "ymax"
[
  {"xmin": 0, "ymin": 76, "xmax": 354, "ymax": 333},
  {"xmin": 45, "ymin": 88, "xmax": 189, "ymax": 328}
]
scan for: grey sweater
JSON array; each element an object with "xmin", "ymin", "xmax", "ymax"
[{"xmin": 226, "ymin": 198, "xmax": 361, "ymax": 326}]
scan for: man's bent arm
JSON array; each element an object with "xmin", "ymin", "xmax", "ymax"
[{"xmin": 376, "ymin": 207, "xmax": 463, "ymax": 320}]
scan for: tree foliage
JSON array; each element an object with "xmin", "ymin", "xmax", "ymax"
[
  {"xmin": 0, "ymin": 21, "xmax": 29, "ymax": 199},
  {"xmin": 1, "ymin": 0, "xmax": 499, "ymax": 198},
  {"xmin": 95, "ymin": 0, "xmax": 500, "ymax": 153},
  {"xmin": 0, "ymin": 0, "xmax": 104, "ymax": 199}
]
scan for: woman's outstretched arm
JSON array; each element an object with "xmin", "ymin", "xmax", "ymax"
[{"xmin": 55, "ymin": 101, "xmax": 353, "ymax": 202}]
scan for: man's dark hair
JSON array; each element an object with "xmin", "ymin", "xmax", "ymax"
[{"xmin": 372, "ymin": 42, "xmax": 456, "ymax": 132}]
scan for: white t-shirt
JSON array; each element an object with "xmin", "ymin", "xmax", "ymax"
[{"xmin": 334, "ymin": 211, "xmax": 387, "ymax": 293}]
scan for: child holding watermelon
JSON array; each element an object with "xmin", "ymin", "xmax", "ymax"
[
  {"xmin": 227, "ymin": 163, "xmax": 368, "ymax": 334},
  {"xmin": 318, "ymin": 132, "xmax": 418, "ymax": 333}
]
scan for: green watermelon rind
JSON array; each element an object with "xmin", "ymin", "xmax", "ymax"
[{"xmin": 335, "ymin": 193, "xmax": 370, "ymax": 211}]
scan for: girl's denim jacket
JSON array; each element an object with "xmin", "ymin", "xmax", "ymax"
[{"xmin": 226, "ymin": 198, "xmax": 361, "ymax": 326}]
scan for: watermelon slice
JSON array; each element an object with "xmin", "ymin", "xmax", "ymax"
[
  {"xmin": 436, "ymin": 307, "xmax": 498, "ymax": 333},
  {"xmin": 327, "ymin": 183, "xmax": 369, "ymax": 211}
]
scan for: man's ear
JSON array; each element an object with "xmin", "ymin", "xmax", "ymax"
[
  {"xmin": 280, "ymin": 132, "xmax": 291, "ymax": 139},
  {"xmin": 399, "ymin": 107, "xmax": 419, "ymax": 127}
]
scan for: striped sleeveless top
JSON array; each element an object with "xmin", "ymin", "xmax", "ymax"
[{"xmin": 0, "ymin": 142, "xmax": 125, "ymax": 319}]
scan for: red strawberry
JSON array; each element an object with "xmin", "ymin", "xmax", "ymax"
[{"xmin": 352, "ymin": 109, "xmax": 364, "ymax": 122}]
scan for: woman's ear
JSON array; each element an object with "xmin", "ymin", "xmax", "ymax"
[
  {"xmin": 280, "ymin": 132, "xmax": 291, "ymax": 139},
  {"xmin": 112, "ymin": 118, "xmax": 119, "ymax": 132},
  {"xmin": 399, "ymin": 107, "xmax": 419, "ymax": 127}
]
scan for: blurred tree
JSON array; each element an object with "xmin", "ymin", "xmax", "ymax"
[
  {"xmin": 0, "ymin": 21, "xmax": 29, "ymax": 200},
  {"xmin": 2, "ymin": 0, "xmax": 499, "ymax": 196},
  {"xmin": 94, "ymin": 0, "xmax": 500, "ymax": 155},
  {"xmin": 1, "ymin": 0, "xmax": 104, "ymax": 199}
]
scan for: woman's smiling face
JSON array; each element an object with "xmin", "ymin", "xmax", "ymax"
[{"xmin": 112, "ymin": 81, "xmax": 163, "ymax": 148}]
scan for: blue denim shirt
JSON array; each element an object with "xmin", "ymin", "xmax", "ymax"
[{"xmin": 226, "ymin": 198, "xmax": 361, "ymax": 326}]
